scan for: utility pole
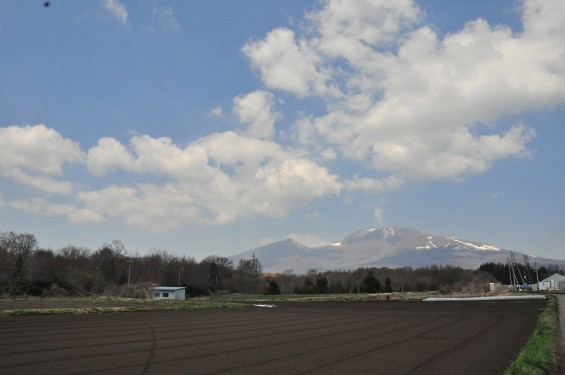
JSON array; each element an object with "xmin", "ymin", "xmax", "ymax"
[
  {"xmin": 178, "ymin": 266, "xmax": 184, "ymax": 286},
  {"xmin": 127, "ymin": 260, "xmax": 133, "ymax": 286},
  {"xmin": 506, "ymin": 251, "xmax": 530, "ymax": 290},
  {"xmin": 507, "ymin": 259, "xmax": 513, "ymax": 290}
]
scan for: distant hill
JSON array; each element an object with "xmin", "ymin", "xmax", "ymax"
[{"xmin": 229, "ymin": 227, "xmax": 565, "ymax": 274}]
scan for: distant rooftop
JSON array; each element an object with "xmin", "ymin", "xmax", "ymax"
[{"xmin": 151, "ymin": 286, "xmax": 186, "ymax": 291}]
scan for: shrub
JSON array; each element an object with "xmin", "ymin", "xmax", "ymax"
[{"xmin": 43, "ymin": 283, "xmax": 69, "ymax": 297}]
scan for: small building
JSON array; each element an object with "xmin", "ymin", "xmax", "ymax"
[
  {"xmin": 151, "ymin": 286, "xmax": 186, "ymax": 300},
  {"xmin": 539, "ymin": 273, "xmax": 565, "ymax": 292}
]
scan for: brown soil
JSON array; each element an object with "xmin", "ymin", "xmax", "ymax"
[
  {"xmin": 0, "ymin": 300, "xmax": 544, "ymax": 374},
  {"xmin": 0, "ymin": 297, "xmax": 150, "ymax": 310}
]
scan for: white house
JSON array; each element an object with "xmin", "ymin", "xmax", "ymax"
[
  {"xmin": 539, "ymin": 273, "xmax": 565, "ymax": 291},
  {"xmin": 151, "ymin": 286, "xmax": 186, "ymax": 300}
]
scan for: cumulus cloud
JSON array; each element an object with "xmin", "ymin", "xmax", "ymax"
[
  {"xmin": 0, "ymin": 124, "xmax": 83, "ymax": 194},
  {"xmin": 4, "ymin": 0, "xmax": 565, "ymax": 233},
  {"xmin": 10, "ymin": 198, "xmax": 105, "ymax": 224},
  {"xmin": 233, "ymin": 90, "xmax": 280, "ymax": 139},
  {"xmin": 82, "ymin": 131, "xmax": 340, "ymax": 231},
  {"xmin": 243, "ymin": 28, "xmax": 338, "ymax": 97},
  {"xmin": 2, "ymin": 123, "xmax": 340, "ymax": 232},
  {"xmin": 86, "ymin": 137, "xmax": 134, "ymax": 176},
  {"xmin": 102, "ymin": 0, "xmax": 128, "ymax": 26},
  {"xmin": 247, "ymin": 0, "xmax": 565, "ymax": 182},
  {"xmin": 76, "ymin": 184, "xmax": 202, "ymax": 231},
  {"xmin": 308, "ymin": 0, "xmax": 422, "ymax": 60},
  {"xmin": 344, "ymin": 176, "xmax": 405, "ymax": 193}
]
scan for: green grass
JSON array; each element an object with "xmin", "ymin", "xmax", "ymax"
[
  {"xmin": 504, "ymin": 295, "xmax": 558, "ymax": 375},
  {"xmin": 0, "ymin": 298, "xmax": 245, "ymax": 317}
]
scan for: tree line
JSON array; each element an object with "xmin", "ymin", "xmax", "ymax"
[
  {"xmin": 1, "ymin": 231, "xmax": 561, "ymax": 298},
  {"xmin": 478, "ymin": 262, "xmax": 559, "ymax": 286}
]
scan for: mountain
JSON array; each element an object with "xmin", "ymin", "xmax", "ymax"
[{"xmin": 229, "ymin": 227, "xmax": 565, "ymax": 274}]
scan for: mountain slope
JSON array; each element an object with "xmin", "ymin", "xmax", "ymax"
[{"xmin": 229, "ymin": 227, "xmax": 565, "ymax": 274}]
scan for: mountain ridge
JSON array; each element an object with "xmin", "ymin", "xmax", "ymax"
[{"xmin": 229, "ymin": 226, "xmax": 565, "ymax": 274}]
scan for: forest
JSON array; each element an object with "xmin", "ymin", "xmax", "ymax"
[{"xmin": 1, "ymin": 231, "xmax": 561, "ymax": 298}]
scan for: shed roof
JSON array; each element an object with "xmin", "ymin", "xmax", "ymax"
[
  {"xmin": 541, "ymin": 273, "xmax": 565, "ymax": 282},
  {"xmin": 151, "ymin": 286, "xmax": 186, "ymax": 291}
]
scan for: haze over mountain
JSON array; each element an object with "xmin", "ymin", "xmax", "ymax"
[{"xmin": 229, "ymin": 227, "xmax": 565, "ymax": 274}]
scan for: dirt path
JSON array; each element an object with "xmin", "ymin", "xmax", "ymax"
[{"xmin": 0, "ymin": 300, "xmax": 544, "ymax": 375}]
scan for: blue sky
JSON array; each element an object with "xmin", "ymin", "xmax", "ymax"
[{"xmin": 1, "ymin": 0, "xmax": 564, "ymax": 261}]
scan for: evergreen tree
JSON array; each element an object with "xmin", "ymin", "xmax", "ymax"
[
  {"xmin": 12, "ymin": 254, "xmax": 29, "ymax": 294},
  {"xmin": 267, "ymin": 279, "xmax": 281, "ymax": 295},
  {"xmin": 314, "ymin": 276, "xmax": 328, "ymax": 294},
  {"xmin": 383, "ymin": 277, "xmax": 393, "ymax": 293},
  {"xmin": 302, "ymin": 277, "xmax": 315, "ymax": 294},
  {"xmin": 360, "ymin": 271, "xmax": 380, "ymax": 293}
]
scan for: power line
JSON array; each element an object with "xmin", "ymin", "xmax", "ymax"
[{"xmin": 526, "ymin": 223, "xmax": 565, "ymax": 254}]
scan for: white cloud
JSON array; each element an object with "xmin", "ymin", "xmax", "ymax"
[
  {"xmin": 86, "ymin": 137, "xmax": 134, "ymax": 176},
  {"xmin": 233, "ymin": 90, "xmax": 280, "ymax": 139},
  {"xmin": 373, "ymin": 208, "xmax": 384, "ymax": 224},
  {"xmin": 521, "ymin": 0, "xmax": 565, "ymax": 39},
  {"xmin": 102, "ymin": 0, "xmax": 128, "ymax": 26},
  {"xmin": 0, "ymin": 124, "xmax": 83, "ymax": 194},
  {"xmin": 243, "ymin": 28, "xmax": 338, "ymax": 97},
  {"xmin": 76, "ymin": 184, "xmax": 202, "ymax": 231},
  {"xmin": 81, "ymin": 130, "xmax": 341, "ymax": 231},
  {"xmin": 344, "ymin": 176, "xmax": 404, "ymax": 193},
  {"xmin": 247, "ymin": 0, "xmax": 565, "ymax": 182},
  {"xmin": 243, "ymin": 158, "xmax": 340, "ymax": 217},
  {"xmin": 211, "ymin": 107, "xmax": 223, "ymax": 117},
  {"xmin": 308, "ymin": 0, "xmax": 422, "ymax": 60},
  {"xmin": 10, "ymin": 198, "xmax": 104, "ymax": 224},
  {"xmin": 4, "ymin": 169, "xmax": 75, "ymax": 195},
  {"xmin": 320, "ymin": 147, "xmax": 336, "ymax": 161},
  {"xmin": 5, "ymin": 0, "xmax": 565, "ymax": 235},
  {"xmin": 0, "ymin": 122, "xmax": 340, "ymax": 232},
  {"xmin": 151, "ymin": 5, "xmax": 180, "ymax": 32}
]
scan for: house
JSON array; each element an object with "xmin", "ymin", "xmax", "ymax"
[
  {"xmin": 538, "ymin": 273, "xmax": 565, "ymax": 291},
  {"xmin": 151, "ymin": 286, "xmax": 186, "ymax": 300}
]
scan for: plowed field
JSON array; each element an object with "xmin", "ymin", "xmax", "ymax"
[{"xmin": 0, "ymin": 300, "xmax": 543, "ymax": 374}]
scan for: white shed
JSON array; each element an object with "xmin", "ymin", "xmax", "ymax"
[
  {"xmin": 151, "ymin": 286, "xmax": 186, "ymax": 300},
  {"xmin": 539, "ymin": 273, "xmax": 565, "ymax": 291}
]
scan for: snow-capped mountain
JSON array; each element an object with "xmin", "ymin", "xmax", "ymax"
[{"xmin": 229, "ymin": 227, "xmax": 565, "ymax": 274}]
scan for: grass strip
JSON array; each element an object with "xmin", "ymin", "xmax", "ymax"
[
  {"xmin": 0, "ymin": 301, "xmax": 245, "ymax": 317},
  {"xmin": 216, "ymin": 292, "xmax": 423, "ymax": 302},
  {"xmin": 504, "ymin": 295, "xmax": 558, "ymax": 375}
]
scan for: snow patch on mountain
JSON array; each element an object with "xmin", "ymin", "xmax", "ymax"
[
  {"xmin": 356, "ymin": 228, "xmax": 376, "ymax": 237},
  {"xmin": 383, "ymin": 227, "xmax": 395, "ymax": 239},
  {"xmin": 447, "ymin": 237, "xmax": 500, "ymax": 251}
]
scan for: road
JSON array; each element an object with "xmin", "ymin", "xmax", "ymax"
[{"xmin": 0, "ymin": 300, "xmax": 544, "ymax": 375}]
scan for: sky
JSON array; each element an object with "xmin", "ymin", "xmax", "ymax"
[{"xmin": 1, "ymin": 0, "xmax": 564, "ymax": 261}]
